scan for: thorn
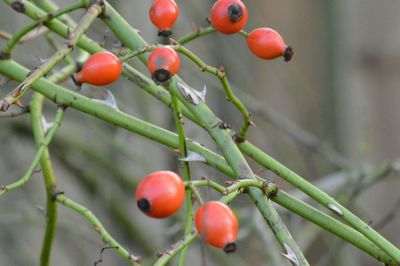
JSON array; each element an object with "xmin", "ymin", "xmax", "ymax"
[
  {"xmin": 281, "ymin": 243, "xmax": 300, "ymax": 266},
  {"xmin": 179, "ymin": 151, "xmax": 207, "ymax": 163}
]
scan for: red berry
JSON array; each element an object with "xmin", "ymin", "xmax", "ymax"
[
  {"xmin": 149, "ymin": 0, "xmax": 179, "ymax": 37},
  {"xmin": 247, "ymin": 27, "xmax": 293, "ymax": 61},
  {"xmin": 135, "ymin": 171, "xmax": 185, "ymax": 219},
  {"xmin": 147, "ymin": 46, "xmax": 180, "ymax": 83},
  {"xmin": 210, "ymin": 0, "xmax": 248, "ymax": 35},
  {"xmin": 195, "ymin": 201, "xmax": 239, "ymax": 253},
  {"xmin": 75, "ymin": 52, "xmax": 122, "ymax": 86}
]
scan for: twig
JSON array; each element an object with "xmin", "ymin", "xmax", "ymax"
[
  {"xmin": 1, "ymin": 1, "xmax": 84, "ymax": 57},
  {"xmin": 55, "ymin": 194, "xmax": 142, "ymax": 265},
  {"xmin": 0, "ymin": 2, "xmax": 102, "ymax": 111},
  {"xmin": 0, "ymin": 59, "xmax": 395, "ymax": 264},
  {"xmin": 170, "ymin": 93, "xmax": 194, "ymax": 266},
  {"xmin": 0, "ymin": 106, "xmax": 64, "ymax": 197},
  {"xmin": 0, "ymin": 105, "xmax": 29, "ymax": 118}
]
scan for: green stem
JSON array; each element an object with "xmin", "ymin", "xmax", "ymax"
[
  {"xmin": 170, "ymin": 94, "xmax": 193, "ymax": 266},
  {"xmin": 177, "ymin": 26, "xmax": 216, "ymax": 45},
  {"xmin": 31, "ymin": 93, "xmax": 58, "ymax": 266},
  {"xmin": 0, "ymin": 105, "xmax": 64, "ymax": 196},
  {"xmin": 1, "ymin": 1, "xmax": 84, "ymax": 56},
  {"xmin": 272, "ymin": 189, "xmax": 397, "ymax": 266},
  {"xmin": 55, "ymin": 194, "xmax": 141, "ymax": 265},
  {"xmin": 239, "ymin": 141, "xmax": 400, "ymax": 262},
  {"xmin": 174, "ymin": 44, "xmax": 252, "ymax": 142},
  {"xmin": 0, "ymin": 59, "xmax": 394, "ymax": 264},
  {"xmin": 0, "ymin": 2, "xmax": 102, "ymax": 111}
]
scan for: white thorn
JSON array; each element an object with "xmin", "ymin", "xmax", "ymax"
[
  {"xmin": 193, "ymin": 85, "xmax": 206, "ymax": 102},
  {"xmin": 281, "ymin": 243, "xmax": 300, "ymax": 266},
  {"xmin": 179, "ymin": 151, "xmax": 207, "ymax": 163},
  {"xmin": 327, "ymin": 203, "xmax": 343, "ymax": 216},
  {"xmin": 176, "ymin": 81, "xmax": 201, "ymax": 105},
  {"xmin": 41, "ymin": 115, "xmax": 54, "ymax": 134},
  {"xmin": 91, "ymin": 90, "xmax": 120, "ymax": 111}
]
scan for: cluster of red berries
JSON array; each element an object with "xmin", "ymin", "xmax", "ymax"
[
  {"xmin": 209, "ymin": 0, "xmax": 293, "ymax": 61},
  {"xmin": 135, "ymin": 171, "xmax": 239, "ymax": 253},
  {"xmin": 75, "ymin": 0, "xmax": 292, "ymax": 87},
  {"xmin": 146, "ymin": 0, "xmax": 293, "ymax": 84}
]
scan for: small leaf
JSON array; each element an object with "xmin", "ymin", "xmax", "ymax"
[
  {"xmin": 91, "ymin": 90, "xmax": 120, "ymax": 111},
  {"xmin": 281, "ymin": 243, "xmax": 300, "ymax": 266},
  {"xmin": 179, "ymin": 151, "xmax": 207, "ymax": 163}
]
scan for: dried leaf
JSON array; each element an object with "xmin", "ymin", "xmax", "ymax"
[{"xmin": 176, "ymin": 81, "xmax": 201, "ymax": 105}]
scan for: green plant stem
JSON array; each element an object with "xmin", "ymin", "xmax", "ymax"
[
  {"xmin": 154, "ymin": 231, "xmax": 197, "ymax": 266},
  {"xmin": 0, "ymin": 2, "xmax": 102, "ymax": 111},
  {"xmin": 0, "ymin": 105, "xmax": 64, "ymax": 196},
  {"xmin": 154, "ymin": 190, "xmax": 241, "ymax": 266},
  {"xmin": 174, "ymin": 44, "xmax": 252, "ymax": 142},
  {"xmin": 33, "ymin": 45, "xmax": 82, "ymax": 266},
  {"xmin": 170, "ymin": 94, "xmax": 193, "ymax": 266},
  {"xmin": 0, "ymin": 5, "xmax": 396, "ymax": 260},
  {"xmin": 177, "ymin": 26, "xmax": 248, "ymax": 45},
  {"xmin": 239, "ymin": 141, "xmax": 400, "ymax": 262},
  {"xmin": 54, "ymin": 194, "xmax": 141, "ymax": 265},
  {"xmin": 177, "ymin": 26, "xmax": 216, "ymax": 45},
  {"xmin": 120, "ymin": 43, "xmax": 253, "ymax": 142},
  {"xmin": 93, "ymin": 3, "xmax": 307, "ymax": 262},
  {"xmin": 1, "ymin": 1, "xmax": 84, "ymax": 56},
  {"xmin": 0, "ymin": 59, "xmax": 395, "ymax": 264},
  {"xmin": 30, "ymin": 93, "xmax": 58, "ymax": 266},
  {"xmin": 272, "ymin": 189, "xmax": 397, "ymax": 265}
]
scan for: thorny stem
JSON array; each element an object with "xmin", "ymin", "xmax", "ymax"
[
  {"xmin": 0, "ymin": 106, "xmax": 64, "ymax": 197},
  {"xmin": 55, "ymin": 194, "xmax": 142, "ymax": 265},
  {"xmin": 120, "ymin": 43, "xmax": 253, "ymax": 142},
  {"xmin": 1, "ymin": 1, "xmax": 399, "ymax": 263},
  {"xmin": 174, "ymin": 43, "xmax": 253, "ymax": 142},
  {"xmin": 0, "ymin": 2, "xmax": 102, "ymax": 111},
  {"xmin": 1, "ymin": 1, "xmax": 84, "ymax": 57},
  {"xmin": 170, "ymin": 93, "xmax": 193, "ymax": 266},
  {"xmin": 94, "ymin": 3, "xmax": 307, "ymax": 263},
  {"xmin": 34, "ymin": 43, "xmax": 83, "ymax": 266},
  {"xmin": 31, "ymin": 92, "xmax": 58, "ymax": 266},
  {"xmin": 0, "ymin": 60, "xmax": 395, "ymax": 264}
]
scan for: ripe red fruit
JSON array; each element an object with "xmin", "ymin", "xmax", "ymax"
[
  {"xmin": 195, "ymin": 201, "xmax": 239, "ymax": 253},
  {"xmin": 75, "ymin": 52, "xmax": 122, "ymax": 86},
  {"xmin": 210, "ymin": 0, "xmax": 248, "ymax": 35},
  {"xmin": 247, "ymin": 27, "xmax": 294, "ymax": 61},
  {"xmin": 135, "ymin": 171, "xmax": 185, "ymax": 219},
  {"xmin": 147, "ymin": 46, "xmax": 180, "ymax": 83},
  {"xmin": 149, "ymin": 0, "xmax": 179, "ymax": 37}
]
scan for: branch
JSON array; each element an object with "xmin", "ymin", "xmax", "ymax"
[
  {"xmin": 55, "ymin": 193, "xmax": 142, "ymax": 265},
  {"xmin": 0, "ymin": 1, "xmax": 102, "ymax": 111},
  {"xmin": 0, "ymin": 59, "xmax": 395, "ymax": 265},
  {"xmin": 0, "ymin": 105, "xmax": 64, "ymax": 196}
]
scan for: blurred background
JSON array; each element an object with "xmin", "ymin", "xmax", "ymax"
[{"xmin": 1, "ymin": 0, "xmax": 400, "ymax": 265}]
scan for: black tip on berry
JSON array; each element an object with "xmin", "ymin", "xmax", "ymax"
[
  {"xmin": 228, "ymin": 4, "xmax": 243, "ymax": 22},
  {"xmin": 223, "ymin": 242, "xmax": 237, "ymax": 254},
  {"xmin": 284, "ymin": 46, "xmax": 294, "ymax": 62},
  {"xmin": 137, "ymin": 198, "xmax": 151, "ymax": 213},
  {"xmin": 158, "ymin": 30, "xmax": 172, "ymax": 38},
  {"xmin": 152, "ymin": 69, "xmax": 171, "ymax": 83}
]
